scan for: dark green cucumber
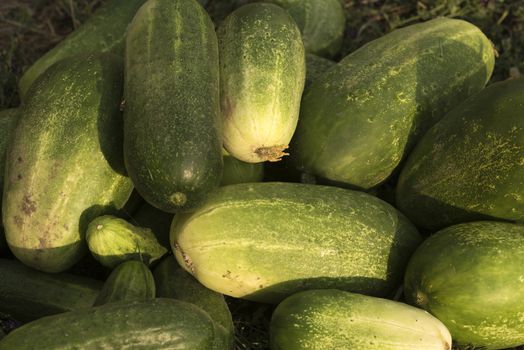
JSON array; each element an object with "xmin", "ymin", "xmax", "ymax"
[
  {"xmin": 305, "ymin": 53, "xmax": 335, "ymax": 88},
  {"xmin": 397, "ymin": 78, "xmax": 524, "ymax": 231},
  {"xmin": 154, "ymin": 255, "xmax": 234, "ymax": 348},
  {"xmin": 221, "ymin": 149, "xmax": 264, "ymax": 186},
  {"xmin": 0, "ymin": 299, "xmax": 227, "ymax": 349},
  {"xmin": 172, "ymin": 182, "xmax": 422, "ymax": 303},
  {"xmin": 3, "ymin": 54, "xmax": 134, "ymax": 272},
  {"xmin": 291, "ymin": 18, "xmax": 495, "ymax": 190},
  {"xmin": 133, "ymin": 201, "xmax": 174, "ymax": 249},
  {"xmin": 94, "ymin": 260, "xmax": 155, "ymax": 306},
  {"xmin": 18, "ymin": 0, "xmax": 146, "ymax": 99},
  {"xmin": 0, "ymin": 259, "xmax": 102, "ymax": 322},
  {"xmin": 86, "ymin": 215, "xmax": 167, "ymax": 269},
  {"xmin": 124, "ymin": 0, "xmax": 222, "ymax": 213},
  {"xmin": 264, "ymin": 0, "xmax": 346, "ymax": 57},
  {"xmin": 404, "ymin": 221, "xmax": 524, "ymax": 349}
]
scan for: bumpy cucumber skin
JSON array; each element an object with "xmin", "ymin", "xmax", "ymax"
[
  {"xmin": 94, "ymin": 260, "xmax": 155, "ymax": 306},
  {"xmin": 18, "ymin": 0, "xmax": 146, "ymax": 99},
  {"xmin": 124, "ymin": 0, "xmax": 222, "ymax": 213},
  {"xmin": 154, "ymin": 255, "xmax": 234, "ymax": 349},
  {"xmin": 305, "ymin": 53, "xmax": 335, "ymax": 89},
  {"xmin": 86, "ymin": 215, "xmax": 167, "ymax": 269},
  {"xmin": 221, "ymin": 149, "xmax": 264, "ymax": 186},
  {"xmin": 397, "ymin": 78, "xmax": 524, "ymax": 231},
  {"xmin": 0, "ymin": 299, "xmax": 225, "ymax": 349},
  {"xmin": 172, "ymin": 182, "xmax": 421, "ymax": 303},
  {"xmin": 404, "ymin": 221, "xmax": 524, "ymax": 349},
  {"xmin": 218, "ymin": 3, "xmax": 305, "ymax": 163},
  {"xmin": 0, "ymin": 259, "xmax": 102, "ymax": 322},
  {"xmin": 271, "ymin": 289, "xmax": 452, "ymax": 350},
  {"xmin": 3, "ymin": 54, "xmax": 133, "ymax": 273},
  {"xmin": 265, "ymin": 0, "xmax": 346, "ymax": 58},
  {"xmin": 292, "ymin": 18, "xmax": 495, "ymax": 190}
]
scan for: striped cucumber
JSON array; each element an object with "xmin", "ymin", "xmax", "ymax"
[
  {"xmin": 124, "ymin": 0, "xmax": 222, "ymax": 213},
  {"xmin": 218, "ymin": 3, "xmax": 306, "ymax": 163}
]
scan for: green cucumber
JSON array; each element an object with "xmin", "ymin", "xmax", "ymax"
[
  {"xmin": 305, "ymin": 53, "xmax": 335, "ymax": 88},
  {"xmin": 221, "ymin": 149, "xmax": 264, "ymax": 186},
  {"xmin": 18, "ymin": 0, "xmax": 146, "ymax": 99},
  {"xmin": 124, "ymin": 0, "xmax": 222, "ymax": 213},
  {"xmin": 154, "ymin": 255, "xmax": 234, "ymax": 348},
  {"xmin": 94, "ymin": 260, "xmax": 155, "ymax": 306},
  {"xmin": 291, "ymin": 18, "xmax": 495, "ymax": 190},
  {"xmin": 0, "ymin": 259, "xmax": 102, "ymax": 322},
  {"xmin": 0, "ymin": 299, "xmax": 227, "ymax": 349},
  {"xmin": 3, "ymin": 54, "xmax": 133, "ymax": 273},
  {"xmin": 397, "ymin": 78, "xmax": 524, "ymax": 231},
  {"xmin": 271, "ymin": 289, "xmax": 452, "ymax": 350},
  {"xmin": 132, "ymin": 201, "xmax": 174, "ymax": 249},
  {"xmin": 86, "ymin": 215, "xmax": 167, "ymax": 269},
  {"xmin": 264, "ymin": 0, "xmax": 346, "ymax": 58},
  {"xmin": 404, "ymin": 221, "xmax": 524, "ymax": 349},
  {"xmin": 218, "ymin": 3, "xmax": 306, "ymax": 163},
  {"xmin": 172, "ymin": 182, "xmax": 421, "ymax": 303}
]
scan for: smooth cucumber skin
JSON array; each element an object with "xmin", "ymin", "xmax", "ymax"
[
  {"xmin": 18, "ymin": 0, "xmax": 146, "ymax": 99},
  {"xmin": 404, "ymin": 221, "xmax": 524, "ymax": 349},
  {"xmin": 270, "ymin": 289, "xmax": 452, "ymax": 350},
  {"xmin": 221, "ymin": 149, "xmax": 264, "ymax": 186},
  {"xmin": 172, "ymin": 182, "xmax": 421, "ymax": 303},
  {"xmin": 291, "ymin": 18, "xmax": 495, "ymax": 190},
  {"xmin": 0, "ymin": 259, "xmax": 102, "ymax": 322},
  {"xmin": 3, "ymin": 54, "xmax": 133, "ymax": 273},
  {"xmin": 397, "ymin": 78, "xmax": 524, "ymax": 231},
  {"xmin": 218, "ymin": 3, "xmax": 306, "ymax": 163},
  {"xmin": 94, "ymin": 260, "xmax": 155, "ymax": 306},
  {"xmin": 264, "ymin": 0, "xmax": 346, "ymax": 58},
  {"xmin": 154, "ymin": 255, "xmax": 234, "ymax": 349},
  {"xmin": 0, "ymin": 299, "xmax": 226, "ymax": 349},
  {"xmin": 86, "ymin": 215, "xmax": 167, "ymax": 269},
  {"xmin": 124, "ymin": 0, "xmax": 222, "ymax": 213},
  {"xmin": 305, "ymin": 53, "xmax": 335, "ymax": 89}
]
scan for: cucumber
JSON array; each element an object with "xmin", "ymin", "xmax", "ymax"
[
  {"xmin": 94, "ymin": 260, "xmax": 155, "ymax": 306},
  {"xmin": 305, "ymin": 53, "xmax": 335, "ymax": 88},
  {"xmin": 218, "ymin": 3, "xmax": 306, "ymax": 163},
  {"xmin": 172, "ymin": 182, "xmax": 421, "ymax": 303},
  {"xmin": 264, "ymin": 0, "xmax": 346, "ymax": 58},
  {"xmin": 86, "ymin": 215, "xmax": 167, "ymax": 269},
  {"xmin": 0, "ymin": 259, "xmax": 102, "ymax": 322},
  {"xmin": 291, "ymin": 18, "xmax": 495, "ymax": 190},
  {"xmin": 154, "ymin": 255, "xmax": 234, "ymax": 348},
  {"xmin": 404, "ymin": 221, "xmax": 524, "ymax": 349},
  {"xmin": 18, "ymin": 0, "xmax": 146, "ymax": 99},
  {"xmin": 3, "ymin": 53, "xmax": 134, "ymax": 273},
  {"xmin": 270, "ymin": 289, "xmax": 452, "ymax": 350},
  {"xmin": 221, "ymin": 149, "xmax": 264, "ymax": 186},
  {"xmin": 0, "ymin": 299, "xmax": 227, "ymax": 349},
  {"xmin": 132, "ymin": 201, "xmax": 174, "ymax": 249},
  {"xmin": 124, "ymin": 0, "xmax": 222, "ymax": 213},
  {"xmin": 397, "ymin": 78, "xmax": 524, "ymax": 231}
]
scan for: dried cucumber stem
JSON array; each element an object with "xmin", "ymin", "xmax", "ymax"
[{"xmin": 255, "ymin": 145, "xmax": 289, "ymax": 162}]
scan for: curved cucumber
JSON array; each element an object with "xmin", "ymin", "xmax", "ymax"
[
  {"xmin": 271, "ymin": 289, "xmax": 452, "ymax": 350},
  {"xmin": 86, "ymin": 215, "xmax": 167, "ymax": 269},
  {"xmin": 0, "ymin": 299, "xmax": 226, "ymax": 349},
  {"xmin": 0, "ymin": 259, "xmax": 102, "ymax": 322},
  {"xmin": 172, "ymin": 182, "xmax": 421, "ymax": 303},
  {"xmin": 218, "ymin": 3, "xmax": 305, "ymax": 163},
  {"xmin": 94, "ymin": 260, "xmax": 155, "ymax": 306},
  {"xmin": 18, "ymin": 0, "xmax": 146, "ymax": 99},
  {"xmin": 124, "ymin": 0, "xmax": 222, "ymax": 213},
  {"xmin": 397, "ymin": 78, "xmax": 524, "ymax": 231},
  {"xmin": 3, "ymin": 54, "xmax": 133, "ymax": 272},
  {"xmin": 291, "ymin": 18, "xmax": 495, "ymax": 190},
  {"xmin": 404, "ymin": 221, "xmax": 524, "ymax": 349}
]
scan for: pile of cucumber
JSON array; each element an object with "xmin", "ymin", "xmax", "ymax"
[{"xmin": 0, "ymin": 0, "xmax": 523, "ymax": 349}]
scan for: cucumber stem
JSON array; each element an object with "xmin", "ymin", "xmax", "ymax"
[{"xmin": 255, "ymin": 145, "xmax": 289, "ymax": 162}]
